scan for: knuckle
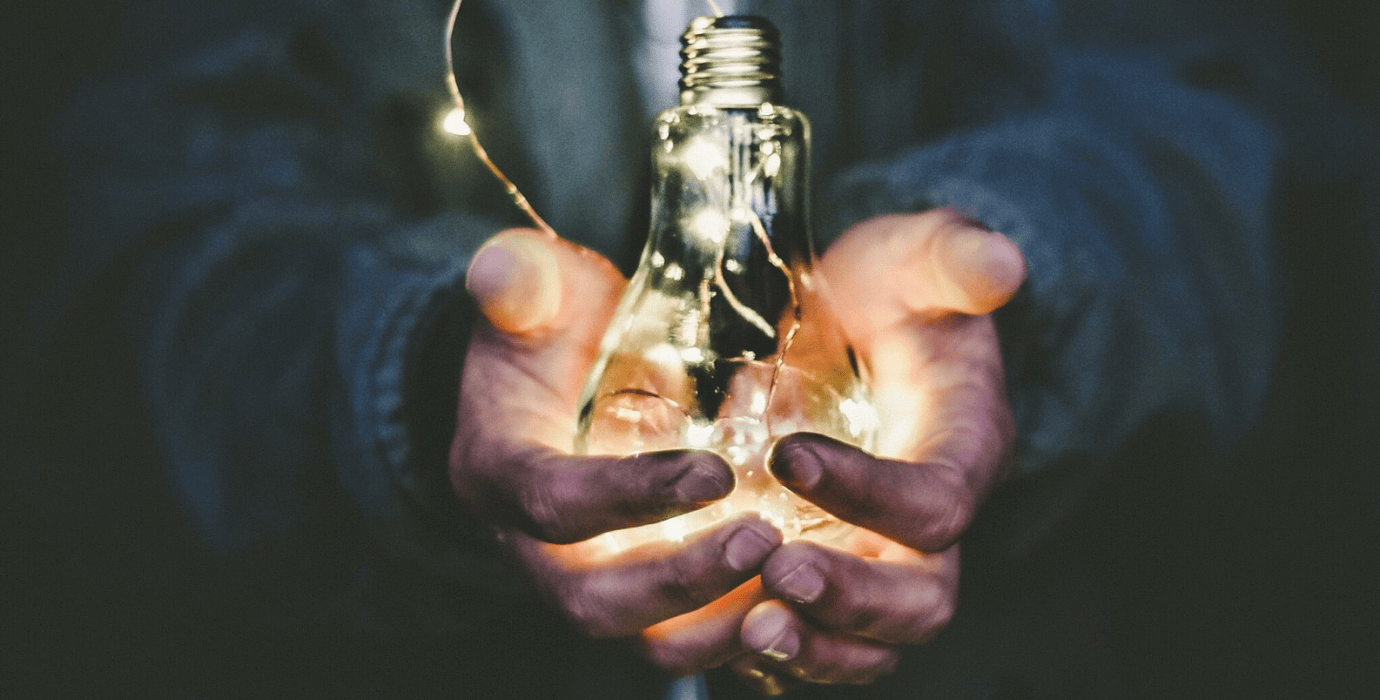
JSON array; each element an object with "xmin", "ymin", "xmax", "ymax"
[
  {"xmin": 556, "ymin": 583, "xmax": 621, "ymax": 639},
  {"xmin": 912, "ymin": 467, "xmax": 975, "ymax": 549},
  {"xmin": 518, "ymin": 481, "xmax": 564, "ymax": 539},
  {"xmin": 834, "ymin": 472, "xmax": 886, "ymax": 526},
  {"xmin": 829, "ymin": 585, "xmax": 884, "ymax": 635},
  {"xmin": 872, "ymin": 651, "xmax": 903, "ymax": 681},
  {"xmin": 518, "ymin": 473, "xmax": 585, "ymax": 544},
  {"xmin": 898, "ymin": 582, "xmax": 956, "ymax": 644},
  {"xmin": 660, "ymin": 552, "xmax": 717, "ymax": 611},
  {"xmin": 930, "ymin": 595, "xmax": 957, "ymax": 632}
]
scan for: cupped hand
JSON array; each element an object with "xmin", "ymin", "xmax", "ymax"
[
  {"xmin": 450, "ymin": 228, "xmax": 783, "ymax": 673},
  {"xmin": 732, "ymin": 209, "xmax": 1026, "ymax": 693}
]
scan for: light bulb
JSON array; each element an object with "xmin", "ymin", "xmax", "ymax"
[{"xmin": 575, "ymin": 16, "xmax": 877, "ymax": 550}]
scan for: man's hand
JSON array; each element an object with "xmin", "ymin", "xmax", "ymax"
[
  {"xmin": 731, "ymin": 209, "xmax": 1026, "ymax": 693},
  {"xmin": 450, "ymin": 228, "xmax": 782, "ymax": 671}
]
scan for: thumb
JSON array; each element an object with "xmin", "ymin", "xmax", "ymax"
[
  {"xmin": 820, "ymin": 210, "xmax": 1026, "ymax": 346},
  {"xmin": 457, "ymin": 228, "xmax": 626, "ymax": 447},
  {"xmin": 466, "ymin": 228, "xmax": 564, "ymax": 336},
  {"xmin": 920, "ymin": 214, "xmax": 1026, "ymax": 316}
]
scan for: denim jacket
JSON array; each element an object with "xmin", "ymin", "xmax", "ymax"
[{"xmin": 55, "ymin": 0, "xmax": 1291, "ymax": 665}]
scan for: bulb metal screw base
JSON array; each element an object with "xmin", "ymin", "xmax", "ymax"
[{"xmin": 679, "ymin": 15, "xmax": 783, "ymax": 107}]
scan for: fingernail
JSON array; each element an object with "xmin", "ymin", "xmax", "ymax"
[
  {"xmin": 775, "ymin": 561, "xmax": 825, "ymax": 604},
  {"xmin": 769, "ymin": 437, "xmax": 823, "ymax": 490},
  {"xmin": 465, "ymin": 234, "xmax": 561, "ymax": 334},
  {"xmin": 673, "ymin": 457, "xmax": 733, "ymax": 504},
  {"xmin": 724, "ymin": 524, "xmax": 779, "ymax": 572},
  {"xmin": 747, "ymin": 608, "xmax": 799, "ymax": 661},
  {"xmin": 464, "ymin": 241, "xmax": 517, "ymax": 302}
]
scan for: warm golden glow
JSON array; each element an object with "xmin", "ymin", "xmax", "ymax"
[
  {"xmin": 749, "ymin": 390, "xmax": 768, "ymax": 416},
  {"xmin": 679, "ymin": 347, "xmax": 707, "ymax": 364},
  {"xmin": 686, "ymin": 422, "xmax": 716, "ymax": 448},
  {"xmin": 441, "ymin": 108, "xmax": 471, "ymax": 136},
  {"xmin": 681, "ymin": 137, "xmax": 726, "ymax": 181},
  {"xmin": 690, "ymin": 209, "xmax": 729, "ymax": 244},
  {"xmin": 839, "ymin": 398, "xmax": 881, "ymax": 438}
]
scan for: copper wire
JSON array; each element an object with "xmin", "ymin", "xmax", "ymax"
[{"xmin": 444, "ymin": 0, "xmax": 556, "ymax": 236}]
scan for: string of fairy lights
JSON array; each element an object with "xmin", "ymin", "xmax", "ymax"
[{"xmin": 439, "ymin": 0, "xmax": 726, "ymax": 235}]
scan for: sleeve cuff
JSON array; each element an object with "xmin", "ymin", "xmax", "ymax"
[{"xmin": 334, "ymin": 211, "xmax": 528, "ymax": 616}]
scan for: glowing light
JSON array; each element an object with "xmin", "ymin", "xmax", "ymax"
[
  {"xmin": 646, "ymin": 343, "xmax": 682, "ymax": 369},
  {"xmin": 681, "ymin": 137, "xmax": 725, "ymax": 180},
  {"xmin": 690, "ymin": 210, "xmax": 729, "ymax": 243},
  {"xmin": 661, "ymin": 517, "xmax": 689, "ymax": 543},
  {"xmin": 763, "ymin": 152, "xmax": 782, "ymax": 178},
  {"xmin": 680, "ymin": 347, "xmax": 706, "ymax": 363},
  {"xmin": 651, "ymin": 252, "xmax": 666, "ymax": 267},
  {"xmin": 611, "ymin": 406, "xmax": 643, "ymax": 423},
  {"xmin": 598, "ymin": 532, "xmax": 623, "ymax": 554},
  {"xmin": 685, "ymin": 422, "xmax": 715, "ymax": 448},
  {"xmin": 749, "ymin": 390, "xmax": 768, "ymax": 415},
  {"xmin": 441, "ymin": 108, "xmax": 471, "ymax": 136},
  {"xmin": 840, "ymin": 398, "xmax": 881, "ymax": 438},
  {"xmin": 664, "ymin": 262, "xmax": 685, "ymax": 281}
]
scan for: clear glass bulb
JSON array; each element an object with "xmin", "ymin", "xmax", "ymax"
[{"xmin": 574, "ymin": 16, "xmax": 878, "ymax": 550}]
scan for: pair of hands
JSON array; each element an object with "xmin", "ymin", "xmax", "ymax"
[{"xmin": 449, "ymin": 209, "xmax": 1025, "ymax": 694}]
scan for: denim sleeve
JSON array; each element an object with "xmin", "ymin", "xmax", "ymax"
[
  {"xmin": 821, "ymin": 49, "xmax": 1281, "ymax": 556},
  {"xmin": 56, "ymin": 1, "xmax": 526, "ymax": 631}
]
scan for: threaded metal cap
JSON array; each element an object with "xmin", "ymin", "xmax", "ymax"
[{"xmin": 679, "ymin": 15, "xmax": 783, "ymax": 107}]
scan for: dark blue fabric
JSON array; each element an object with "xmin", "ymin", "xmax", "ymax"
[{"xmin": 46, "ymin": 0, "xmax": 1357, "ymax": 694}]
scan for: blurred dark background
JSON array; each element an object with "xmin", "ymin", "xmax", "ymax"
[{"xmin": 4, "ymin": 1, "xmax": 1377, "ymax": 698}]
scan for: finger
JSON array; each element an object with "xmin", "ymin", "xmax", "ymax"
[
  {"xmin": 456, "ymin": 228, "xmax": 625, "ymax": 450},
  {"xmin": 466, "ymin": 228, "xmax": 625, "ymax": 338},
  {"xmin": 861, "ymin": 311, "xmax": 1016, "ymax": 467},
  {"xmin": 760, "ymin": 541, "xmax": 958, "ymax": 646},
  {"xmin": 768, "ymin": 433, "xmax": 981, "ymax": 552},
  {"xmin": 454, "ymin": 229, "xmax": 658, "ymax": 536},
  {"xmin": 635, "ymin": 579, "xmax": 767, "ymax": 676},
  {"xmin": 922, "ymin": 212, "xmax": 1026, "ymax": 315},
  {"xmin": 466, "ymin": 229, "xmax": 562, "ymax": 335},
  {"xmin": 741, "ymin": 601, "xmax": 901, "ymax": 685},
  {"xmin": 822, "ymin": 209, "xmax": 1026, "ymax": 325},
  {"xmin": 509, "ymin": 515, "xmax": 782, "ymax": 639},
  {"xmin": 455, "ymin": 445, "xmax": 734, "ymax": 544}
]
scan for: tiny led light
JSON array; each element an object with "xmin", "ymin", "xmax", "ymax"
[
  {"xmin": 690, "ymin": 209, "xmax": 729, "ymax": 243},
  {"xmin": 681, "ymin": 137, "xmax": 725, "ymax": 181},
  {"xmin": 685, "ymin": 422, "xmax": 716, "ymax": 448},
  {"xmin": 749, "ymin": 390, "xmax": 768, "ymax": 415},
  {"xmin": 840, "ymin": 398, "xmax": 881, "ymax": 438},
  {"xmin": 442, "ymin": 108, "xmax": 471, "ymax": 136}
]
